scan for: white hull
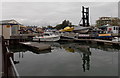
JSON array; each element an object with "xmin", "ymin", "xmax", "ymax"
[
  {"xmin": 33, "ymin": 35, "xmax": 60, "ymax": 41},
  {"xmin": 112, "ymin": 37, "xmax": 120, "ymax": 42},
  {"xmin": 79, "ymin": 29, "xmax": 89, "ymax": 33},
  {"xmin": 74, "ymin": 29, "xmax": 89, "ymax": 33}
]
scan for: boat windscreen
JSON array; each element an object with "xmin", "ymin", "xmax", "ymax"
[{"xmin": 44, "ymin": 34, "xmax": 50, "ymax": 36}]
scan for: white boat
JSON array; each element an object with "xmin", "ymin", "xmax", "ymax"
[
  {"xmin": 112, "ymin": 37, "xmax": 120, "ymax": 42},
  {"xmin": 73, "ymin": 26, "xmax": 90, "ymax": 34},
  {"xmin": 33, "ymin": 32, "xmax": 60, "ymax": 41}
]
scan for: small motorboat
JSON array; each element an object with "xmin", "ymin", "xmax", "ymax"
[
  {"xmin": 112, "ymin": 37, "xmax": 120, "ymax": 42},
  {"xmin": 33, "ymin": 32, "xmax": 60, "ymax": 41}
]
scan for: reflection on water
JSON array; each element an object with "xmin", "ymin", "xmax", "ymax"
[
  {"xmin": 58, "ymin": 43, "xmax": 91, "ymax": 72},
  {"xmin": 9, "ymin": 42, "xmax": 119, "ymax": 76},
  {"xmin": 9, "ymin": 44, "xmax": 51, "ymax": 54},
  {"xmin": 82, "ymin": 53, "xmax": 90, "ymax": 72}
]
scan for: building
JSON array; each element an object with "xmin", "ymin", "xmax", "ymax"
[
  {"xmin": 0, "ymin": 19, "xmax": 21, "ymax": 39},
  {"xmin": 96, "ymin": 17, "xmax": 120, "ymax": 27},
  {"xmin": 107, "ymin": 26, "xmax": 120, "ymax": 34}
]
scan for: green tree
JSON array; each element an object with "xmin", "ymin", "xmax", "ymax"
[
  {"xmin": 47, "ymin": 25, "xmax": 54, "ymax": 29},
  {"xmin": 55, "ymin": 20, "xmax": 73, "ymax": 30}
]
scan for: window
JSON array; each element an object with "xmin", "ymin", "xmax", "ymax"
[
  {"xmin": 114, "ymin": 27, "xmax": 116, "ymax": 30},
  {"xmin": 44, "ymin": 34, "xmax": 50, "ymax": 36}
]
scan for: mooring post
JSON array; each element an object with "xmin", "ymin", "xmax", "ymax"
[{"xmin": 39, "ymin": 39, "xmax": 40, "ymax": 42}]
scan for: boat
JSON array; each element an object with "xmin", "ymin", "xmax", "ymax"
[
  {"xmin": 32, "ymin": 32, "xmax": 60, "ymax": 41},
  {"xmin": 59, "ymin": 27, "xmax": 74, "ymax": 32},
  {"xmin": 112, "ymin": 37, "xmax": 120, "ymax": 42},
  {"xmin": 73, "ymin": 26, "xmax": 91, "ymax": 34}
]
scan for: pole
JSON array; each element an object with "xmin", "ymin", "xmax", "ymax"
[{"xmin": 2, "ymin": 25, "xmax": 3, "ymax": 37}]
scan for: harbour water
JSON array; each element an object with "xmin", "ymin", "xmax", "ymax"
[{"xmin": 9, "ymin": 42, "xmax": 119, "ymax": 76}]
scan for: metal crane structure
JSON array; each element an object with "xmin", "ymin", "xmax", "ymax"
[{"xmin": 79, "ymin": 6, "xmax": 90, "ymax": 27}]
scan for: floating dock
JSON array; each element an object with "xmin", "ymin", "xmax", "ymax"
[
  {"xmin": 75, "ymin": 39, "xmax": 120, "ymax": 45},
  {"xmin": 60, "ymin": 38, "xmax": 120, "ymax": 46},
  {"xmin": 19, "ymin": 42, "xmax": 51, "ymax": 51}
]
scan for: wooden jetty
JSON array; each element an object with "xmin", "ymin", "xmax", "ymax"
[
  {"xmin": 19, "ymin": 42, "xmax": 51, "ymax": 51},
  {"xmin": 10, "ymin": 34, "xmax": 36, "ymax": 39}
]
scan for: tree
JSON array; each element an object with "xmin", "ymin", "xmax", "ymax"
[
  {"xmin": 55, "ymin": 24, "xmax": 63, "ymax": 30},
  {"xmin": 55, "ymin": 20, "xmax": 73, "ymax": 30},
  {"xmin": 47, "ymin": 25, "xmax": 54, "ymax": 29}
]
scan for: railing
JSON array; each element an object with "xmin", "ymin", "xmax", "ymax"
[
  {"xmin": 2, "ymin": 36, "xmax": 20, "ymax": 78},
  {"xmin": 9, "ymin": 57, "xmax": 20, "ymax": 78},
  {"xmin": 6, "ymin": 46, "xmax": 20, "ymax": 78}
]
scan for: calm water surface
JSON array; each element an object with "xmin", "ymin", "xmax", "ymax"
[{"xmin": 9, "ymin": 42, "xmax": 119, "ymax": 76}]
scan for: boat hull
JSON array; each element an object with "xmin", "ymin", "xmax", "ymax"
[
  {"xmin": 33, "ymin": 36, "xmax": 60, "ymax": 41},
  {"xmin": 73, "ymin": 29, "xmax": 89, "ymax": 34}
]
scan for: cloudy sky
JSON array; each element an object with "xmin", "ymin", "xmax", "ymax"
[{"xmin": 1, "ymin": 2, "xmax": 118, "ymax": 27}]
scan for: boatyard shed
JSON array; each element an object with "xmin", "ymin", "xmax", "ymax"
[{"xmin": 0, "ymin": 20, "xmax": 21, "ymax": 39}]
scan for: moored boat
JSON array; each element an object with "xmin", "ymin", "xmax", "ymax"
[
  {"xmin": 33, "ymin": 32, "xmax": 60, "ymax": 41},
  {"xmin": 112, "ymin": 37, "xmax": 120, "ymax": 42}
]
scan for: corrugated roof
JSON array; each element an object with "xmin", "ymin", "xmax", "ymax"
[{"xmin": 0, "ymin": 19, "xmax": 21, "ymax": 25}]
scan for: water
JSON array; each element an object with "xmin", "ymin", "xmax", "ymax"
[{"xmin": 9, "ymin": 42, "xmax": 119, "ymax": 76}]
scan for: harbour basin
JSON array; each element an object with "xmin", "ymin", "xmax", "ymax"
[{"xmin": 9, "ymin": 42, "xmax": 119, "ymax": 76}]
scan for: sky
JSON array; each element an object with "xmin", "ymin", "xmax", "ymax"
[
  {"xmin": 1, "ymin": 0, "xmax": 120, "ymax": 2},
  {"xmin": 1, "ymin": 1, "xmax": 119, "ymax": 27}
]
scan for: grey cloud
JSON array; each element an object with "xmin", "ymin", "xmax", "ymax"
[{"xmin": 2, "ymin": 2, "xmax": 118, "ymax": 26}]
